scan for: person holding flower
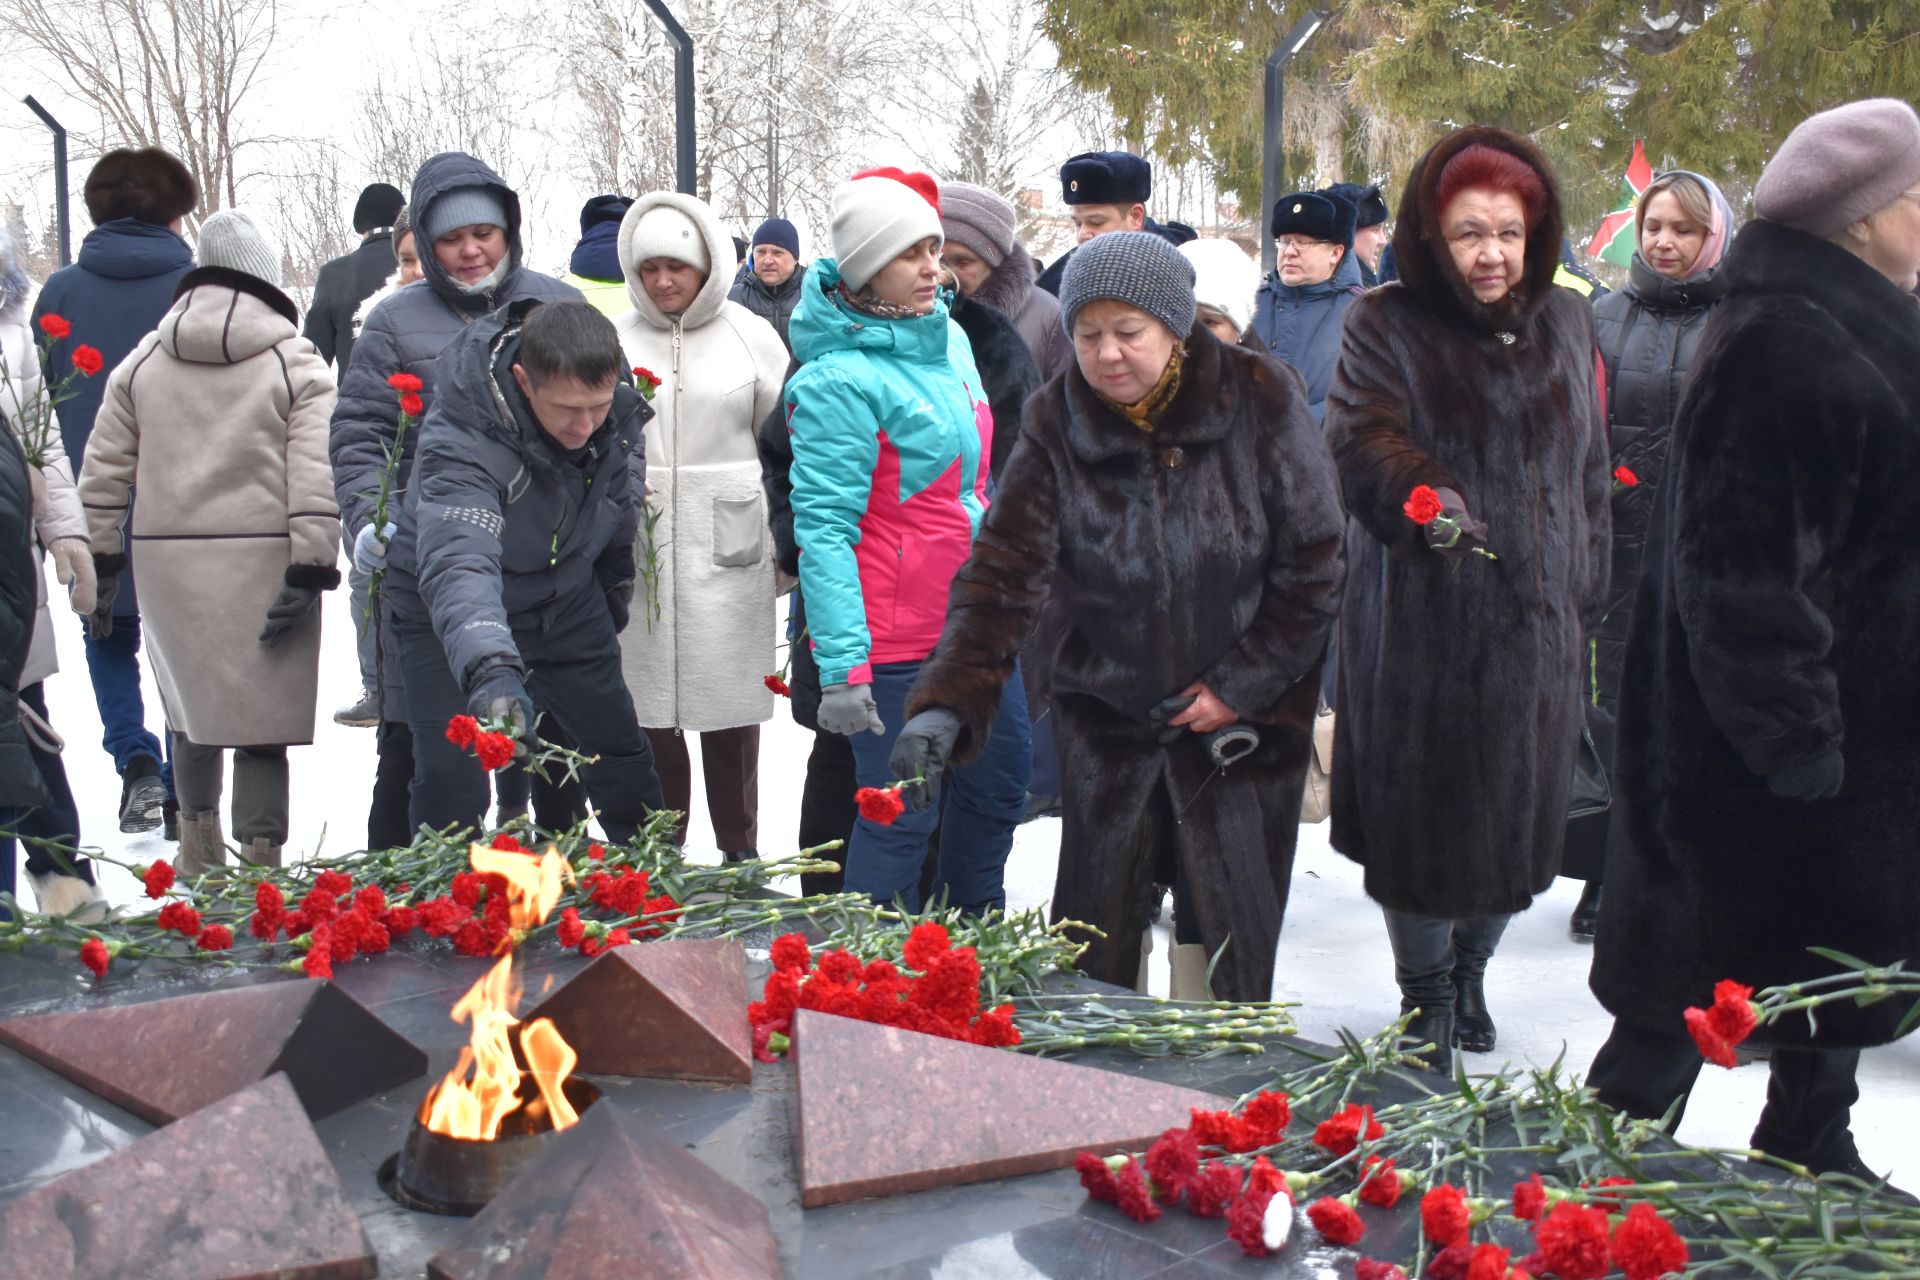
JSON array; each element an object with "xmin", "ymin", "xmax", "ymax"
[
  {"xmin": 1323, "ymin": 128, "xmax": 1611, "ymax": 1071},
  {"xmin": 892, "ymin": 231, "xmax": 1345, "ymax": 1003}
]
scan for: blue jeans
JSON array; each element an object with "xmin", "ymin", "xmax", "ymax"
[
  {"xmin": 845, "ymin": 660, "xmax": 1031, "ymax": 914},
  {"xmin": 79, "ymin": 616, "xmax": 172, "ymax": 790}
]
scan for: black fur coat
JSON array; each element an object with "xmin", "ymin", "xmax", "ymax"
[
  {"xmin": 1590, "ymin": 221, "xmax": 1920, "ymax": 1048},
  {"xmin": 1324, "ymin": 127, "xmax": 1612, "ymax": 920},
  {"xmin": 907, "ymin": 326, "xmax": 1345, "ymax": 1001}
]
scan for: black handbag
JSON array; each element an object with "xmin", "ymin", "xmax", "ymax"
[{"xmin": 1569, "ymin": 722, "xmax": 1612, "ymax": 820}]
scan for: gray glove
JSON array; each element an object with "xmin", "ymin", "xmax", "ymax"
[
  {"xmin": 259, "ymin": 584, "xmax": 322, "ymax": 646},
  {"xmin": 1767, "ymin": 751, "xmax": 1843, "ymax": 802},
  {"xmin": 469, "ymin": 667, "xmax": 537, "ymax": 758},
  {"xmin": 352, "ymin": 521, "xmax": 396, "ymax": 573},
  {"xmin": 89, "ymin": 564, "xmax": 121, "ymax": 638},
  {"xmin": 819, "ymin": 681, "xmax": 885, "ymax": 737},
  {"xmin": 888, "ymin": 708, "xmax": 962, "ymax": 811}
]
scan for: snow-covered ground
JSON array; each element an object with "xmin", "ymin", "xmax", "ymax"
[{"xmin": 21, "ymin": 587, "xmax": 1920, "ymax": 1180}]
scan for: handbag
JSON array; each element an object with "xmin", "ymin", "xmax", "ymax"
[
  {"xmin": 1299, "ymin": 700, "xmax": 1336, "ymax": 824},
  {"xmin": 1569, "ymin": 721, "xmax": 1612, "ymax": 820}
]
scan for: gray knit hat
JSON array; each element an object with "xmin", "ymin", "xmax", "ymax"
[
  {"xmin": 196, "ymin": 208, "xmax": 282, "ymax": 287},
  {"xmin": 422, "ymin": 185, "xmax": 509, "ymax": 243},
  {"xmin": 1059, "ymin": 231, "xmax": 1196, "ymax": 339},
  {"xmin": 940, "ymin": 182, "xmax": 1017, "ymax": 268},
  {"xmin": 1755, "ymin": 98, "xmax": 1920, "ymax": 239}
]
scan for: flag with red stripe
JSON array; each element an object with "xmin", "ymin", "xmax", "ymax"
[{"xmin": 1587, "ymin": 140, "xmax": 1654, "ymax": 267}]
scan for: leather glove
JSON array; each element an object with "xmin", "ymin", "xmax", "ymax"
[
  {"xmin": 888, "ymin": 708, "xmax": 963, "ymax": 812},
  {"xmin": 605, "ymin": 579, "xmax": 635, "ymax": 635},
  {"xmin": 1422, "ymin": 486, "xmax": 1490, "ymax": 558},
  {"xmin": 469, "ymin": 666, "xmax": 537, "ymax": 757},
  {"xmin": 1766, "ymin": 751, "xmax": 1844, "ymax": 802},
  {"xmin": 89, "ymin": 560, "xmax": 121, "ymax": 638},
  {"xmin": 819, "ymin": 681, "xmax": 885, "ymax": 737},
  {"xmin": 49, "ymin": 538, "xmax": 96, "ymax": 615},
  {"xmin": 352, "ymin": 521, "xmax": 397, "ymax": 573},
  {"xmin": 259, "ymin": 583, "xmax": 322, "ymax": 646},
  {"xmin": 1148, "ymin": 692, "xmax": 1198, "ymax": 744}
]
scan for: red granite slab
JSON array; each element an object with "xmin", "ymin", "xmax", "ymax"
[
  {"xmin": 519, "ymin": 939, "xmax": 751, "ymax": 1084},
  {"xmin": 426, "ymin": 1099, "xmax": 776, "ymax": 1279},
  {"xmin": 792, "ymin": 1008, "xmax": 1226, "ymax": 1208},
  {"xmin": 0, "ymin": 1072, "xmax": 376, "ymax": 1279},
  {"xmin": 0, "ymin": 979, "xmax": 427, "ymax": 1125}
]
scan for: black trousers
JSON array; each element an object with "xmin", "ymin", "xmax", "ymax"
[
  {"xmin": 798, "ymin": 729, "xmax": 858, "ymax": 897},
  {"xmin": 1589, "ymin": 1018, "xmax": 1861, "ymax": 1170},
  {"xmin": 1381, "ymin": 908, "xmax": 1511, "ymax": 1012},
  {"xmin": 1, "ymin": 683, "xmax": 91, "ymax": 883},
  {"xmin": 393, "ymin": 587, "xmax": 663, "ymax": 845},
  {"xmin": 369, "ymin": 720, "xmax": 415, "ymax": 851}
]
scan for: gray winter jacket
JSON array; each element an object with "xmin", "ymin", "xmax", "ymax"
[
  {"xmin": 1250, "ymin": 250, "xmax": 1366, "ymax": 423},
  {"xmin": 329, "ymin": 152, "xmax": 580, "ymax": 538},
  {"xmin": 727, "ymin": 265, "xmax": 806, "ymax": 353},
  {"xmin": 391, "ymin": 298, "xmax": 650, "ymax": 690}
]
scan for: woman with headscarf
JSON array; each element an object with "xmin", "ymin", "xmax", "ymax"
[
  {"xmin": 1563, "ymin": 171, "xmax": 1736, "ymax": 940},
  {"xmin": 1323, "ymin": 128, "xmax": 1612, "ymax": 1071},
  {"xmin": 891, "ymin": 231, "xmax": 1344, "ymax": 1003}
]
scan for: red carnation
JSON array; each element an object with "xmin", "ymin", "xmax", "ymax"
[
  {"xmin": 312, "ymin": 869, "xmax": 352, "ymax": 897},
  {"xmin": 770, "ymin": 933, "xmax": 812, "ymax": 973},
  {"xmin": 1307, "ymin": 1196, "xmax": 1366, "ymax": 1246},
  {"xmin": 1610, "ymin": 1203, "xmax": 1688, "ymax": 1280},
  {"xmin": 474, "ymin": 731, "xmax": 515, "ymax": 771},
  {"xmin": 1360, "ymin": 1155, "xmax": 1404, "ymax": 1208},
  {"xmin": 398, "ymin": 391, "xmax": 425, "ymax": 417},
  {"xmin": 196, "ymin": 924, "xmax": 234, "ymax": 951},
  {"xmin": 752, "ymin": 1018, "xmax": 791, "ymax": 1062},
  {"xmin": 1185, "ymin": 1161, "xmax": 1241, "ymax": 1219},
  {"xmin": 1466, "ymin": 1243, "xmax": 1513, "ymax": 1280},
  {"xmin": 1422, "ymin": 1184, "xmax": 1471, "ymax": 1248},
  {"xmin": 632, "ymin": 365, "xmax": 662, "ymax": 388},
  {"xmin": 1404, "ymin": 483, "xmax": 1445, "ymax": 525},
  {"xmin": 157, "ymin": 901, "xmax": 202, "ymax": 936},
  {"xmin": 764, "ymin": 674, "xmax": 791, "ymax": 697},
  {"xmin": 1144, "ymin": 1127, "xmax": 1200, "ymax": 1203},
  {"xmin": 1356, "ymin": 1262, "xmax": 1410, "ymax": 1280},
  {"xmin": 303, "ymin": 925, "xmax": 335, "ymax": 978},
  {"xmin": 1113, "ymin": 1157, "xmax": 1159, "ymax": 1223},
  {"xmin": 300, "ymin": 887, "xmax": 339, "ymax": 921},
  {"xmin": 1534, "ymin": 1201, "xmax": 1611, "ymax": 1280},
  {"xmin": 38, "ymin": 313, "xmax": 70, "ymax": 340},
  {"xmin": 1226, "ymin": 1187, "xmax": 1280, "ymax": 1257},
  {"xmin": 854, "ymin": 785, "xmax": 905, "ymax": 825},
  {"xmin": 418, "ymin": 896, "xmax": 468, "ymax": 937},
  {"xmin": 71, "ymin": 344, "xmax": 104, "ymax": 376},
  {"xmin": 1313, "ymin": 1103, "xmax": 1383, "ymax": 1156},
  {"xmin": 1428, "ymin": 1244, "xmax": 1473, "ymax": 1280},
  {"xmin": 140, "ymin": 860, "xmax": 175, "ymax": 898},
  {"xmin": 1589, "ymin": 1176, "xmax": 1635, "ymax": 1210},
  {"xmin": 451, "ymin": 872, "xmax": 485, "ymax": 907},
  {"xmin": 605, "ymin": 927, "xmax": 632, "ymax": 948},
  {"xmin": 445, "ymin": 715, "xmax": 480, "ymax": 748},
  {"xmin": 387, "ymin": 372, "xmax": 424, "ymax": 393},
  {"xmin": 1613, "ymin": 465, "xmax": 1639, "ymax": 488},
  {"xmin": 384, "ymin": 905, "xmax": 419, "ymax": 937},
  {"xmin": 249, "ymin": 907, "xmax": 283, "ymax": 941},
  {"xmin": 489, "ymin": 832, "xmax": 525, "ymax": 852},
  {"xmin": 1684, "ymin": 979, "xmax": 1758, "ymax": 1069},
  {"xmin": 80, "ymin": 937, "xmax": 110, "ymax": 979},
  {"xmin": 1076, "ymin": 1152, "xmax": 1120, "ymax": 1204},
  {"xmin": 1242, "ymin": 1090, "xmax": 1291, "ymax": 1144},
  {"xmin": 902, "ymin": 920, "xmax": 951, "ymax": 971},
  {"xmin": 586, "ymin": 842, "xmax": 607, "ymax": 861},
  {"xmin": 452, "ymin": 919, "xmax": 493, "ymax": 956},
  {"xmin": 816, "ymin": 948, "xmax": 863, "ymax": 984},
  {"xmin": 354, "ymin": 884, "xmax": 387, "ymax": 916},
  {"xmin": 1512, "ymin": 1171, "xmax": 1547, "ymax": 1221},
  {"xmin": 556, "ymin": 907, "xmax": 586, "ymax": 949}
]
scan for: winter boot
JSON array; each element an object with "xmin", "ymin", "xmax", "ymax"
[
  {"xmin": 1398, "ymin": 1004, "xmax": 1455, "ymax": 1077},
  {"xmin": 1169, "ymin": 943, "xmax": 1214, "ymax": 1002},
  {"xmin": 118, "ymin": 756, "xmax": 167, "ymax": 833},
  {"xmin": 174, "ymin": 811, "xmax": 227, "ymax": 880},
  {"xmin": 723, "ymin": 849, "xmax": 758, "ymax": 865},
  {"xmin": 1135, "ymin": 928, "xmax": 1154, "ymax": 994},
  {"xmin": 334, "ymin": 686, "xmax": 380, "ymax": 728},
  {"xmin": 162, "ymin": 796, "xmax": 179, "ymax": 842},
  {"xmin": 1453, "ymin": 970, "xmax": 1497, "ymax": 1054},
  {"xmin": 242, "ymin": 837, "xmax": 282, "ymax": 870},
  {"xmin": 1569, "ymin": 881, "xmax": 1603, "ymax": 941},
  {"xmin": 27, "ymin": 870, "xmax": 107, "ymax": 922}
]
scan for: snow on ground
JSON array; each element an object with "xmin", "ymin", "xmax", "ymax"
[{"xmin": 21, "ymin": 587, "xmax": 1920, "ymax": 1180}]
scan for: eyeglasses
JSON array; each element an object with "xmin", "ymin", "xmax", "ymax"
[{"xmin": 1276, "ymin": 235, "xmax": 1335, "ymax": 251}]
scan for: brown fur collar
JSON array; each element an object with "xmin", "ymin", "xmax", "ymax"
[
  {"xmin": 969, "ymin": 240, "xmax": 1038, "ymax": 318},
  {"xmin": 1061, "ymin": 324, "xmax": 1248, "ymax": 461}
]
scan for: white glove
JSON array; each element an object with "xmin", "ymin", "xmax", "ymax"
[
  {"xmin": 353, "ymin": 521, "xmax": 397, "ymax": 573},
  {"xmin": 818, "ymin": 682, "xmax": 885, "ymax": 737},
  {"xmin": 49, "ymin": 537, "xmax": 95, "ymax": 615}
]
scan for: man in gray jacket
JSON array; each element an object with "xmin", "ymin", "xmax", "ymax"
[{"xmin": 383, "ymin": 300, "xmax": 662, "ymax": 843}]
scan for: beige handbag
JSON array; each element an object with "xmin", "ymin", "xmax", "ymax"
[{"xmin": 1299, "ymin": 701, "xmax": 1335, "ymax": 824}]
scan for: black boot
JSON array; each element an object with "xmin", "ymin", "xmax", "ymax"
[
  {"xmin": 1453, "ymin": 971, "xmax": 1496, "ymax": 1053},
  {"xmin": 1398, "ymin": 1004, "xmax": 1455, "ymax": 1077},
  {"xmin": 118, "ymin": 756, "xmax": 166, "ymax": 834},
  {"xmin": 1569, "ymin": 881, "xmax": 1603, "ymax": 941}
]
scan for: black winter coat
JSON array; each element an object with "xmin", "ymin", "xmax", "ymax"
[
  {"xmin": 0, "ymin": 428, "xmax": 49, "ymax": 808},
  {"xmin": 392, "ymin": 299, "xmax": 649, "ymax": 691},
  {"xmin": 329, "ymin": 152, "xmax": 580, "ymax": 539},
  {"xmin": 906, "ymin": 328, "xmax": 1345, "ymax": 1002},
  {"xmin": 1562, "ymin": 253, "xmax": 1727, "ymax": 880},
  {"xmin": 1590, "ymin": 221, "xmax": 1920, "ymax": 1048},
  {"xmin": 728, "ymin": 267, "xmax": 806, "ymax": 353},
  {"xmin": 1034, "ymin": 217, "xmax": 1195, "ymax": 298},
  {"xmin": 1324, "ymin": 127, "xmax": 1612, "ymax": 920},
  {"xmin": 304, "ymin": 231, "xmax": 398, "ymax": 372}
]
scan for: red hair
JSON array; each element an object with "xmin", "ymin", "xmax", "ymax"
[
  {"xmin": 850, "ymin": 166, "xmax": 940, "ymax": 215},
  {"xmin": 1435, "ymin": 144, "xmax": 1546, "ymax": 228}
]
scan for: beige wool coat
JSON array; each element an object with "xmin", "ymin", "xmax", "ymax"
[
  {"xmin": 79, "ymin": 268, "xmax": 340, "ymax": 746},
  {"xmin": 613, "ymin": 193, "xmax": 788, "ymax": 732}
]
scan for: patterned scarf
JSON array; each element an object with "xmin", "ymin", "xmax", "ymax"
[
  {"xmin": 839, "ymin": 281, "xmax": 923, "ymax": 321},
  {"xmin": 1095, "ymin": 346, "xmax": 1185, "ymax": 432}
]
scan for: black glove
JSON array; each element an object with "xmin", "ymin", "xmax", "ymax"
[
  {"xmin": 1423, "ymin": 486, "xmax": 1490, "ymax": 558},
  {"xmin": 888, "ymin": 708, "xmax": 963, "ymax": 812},
  {"xmin": 89, "ymin": 553, "xmax": 124, "ymax": 638},
  {"xmin": 1148, "ymin": 692, "xmax": 1198, "ymax": 744},
  {"xmin": 258, "ymin": 584, "xmax": 322, "ymax": 646},
  {"xmin": 468, "ymin": 666, "xmax": 538, "ymax": 757},
  {"xmin": 1766, "ymin": 751, "xmax": 1843, "ymax": 802},
  {"xmin": 605, "ymin": 579, "xmax": 635, "ymax": 635}
]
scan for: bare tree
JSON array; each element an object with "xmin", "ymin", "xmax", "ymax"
[
  {"xmin": 0, "ymin": 0, "xmax": 282, "ymax": 218},
  {"xmin": 257, "ymin": 143, "xmax": 353, "ymax": 296}
]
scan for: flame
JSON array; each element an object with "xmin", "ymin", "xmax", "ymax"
[{"xmin": 420, "ymin": 844, "xmax": 581, "ymax": 1140}]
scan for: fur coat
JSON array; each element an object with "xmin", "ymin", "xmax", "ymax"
[
  {"xmin": 1589, "ymin": 221, "xmax": 1920, "ymax": 1048},
  {"xmin": 907, "ymin": 326, "xmax": 1345, "ymax": 1002},
  {"xmin": 1323, "ymin": 127, "xmax": 1612, "ymax": 920}
]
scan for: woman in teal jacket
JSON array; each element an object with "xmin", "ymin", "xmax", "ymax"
[{"xmin": 785, "ymin": 169, "xmax": 1030, "ymax": 912}]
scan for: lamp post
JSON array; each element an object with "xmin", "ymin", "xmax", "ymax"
[
  {"xmin": 21, "ymin": 94, "xmax": 70, "ymax": 267},
  {"xmin": 1260, "ymin": 9, "xmax": 1327, "ymax": 275},
  {"xmin": 641, "ymin": 0, "xmax": 697, "ymax": 197}
]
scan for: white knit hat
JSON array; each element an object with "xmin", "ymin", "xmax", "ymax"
[
  {"xmin": 627, "ymin": 203, "xmax": 710, "ymax": 273},
  {"xmin": 197, "ymin": 208, "xmax": 282, "ymax": 288},
  {"xmin": 1179, "ymin": 239, "xmax": 1260, "ymax": 336},
  {"xmin": 831, "ymin": 175, "xmax": 944, "ymax": 292}
]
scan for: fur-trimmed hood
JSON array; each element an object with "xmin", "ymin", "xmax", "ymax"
[
  {"xmin": 617, "ymin": 191, "xmax": 736, "ymax": 332},
  {"xmin": 164, "ymin": 266, "xmax": 300, "ymax": 363},
  {"xmin": 969, "ymin": 240, "xmax": 1038, "ymax": 319},
  {"xmin": 1389, "ymin": 126, "xmax": 1567, "ymax": 335}
]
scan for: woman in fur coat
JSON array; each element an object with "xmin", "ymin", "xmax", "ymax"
[
  {"xmin": 1323, "ymin": 128, "xmax": 1611, "ymax": 1070},
  {"xmin": 1587, "ymin": 99, "xmax": 1920, "ymax": 1183},
  {"xmin": 894, "ymin": 231, "xmax": 1345, "ymax": 1003}
]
